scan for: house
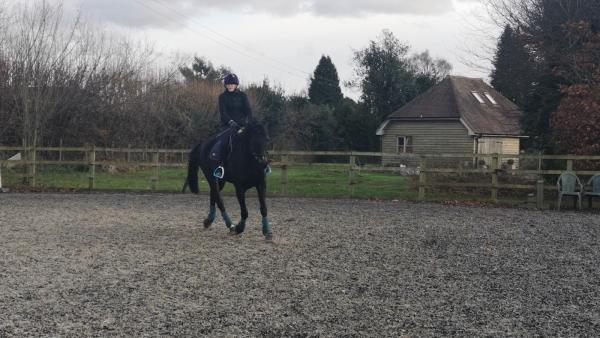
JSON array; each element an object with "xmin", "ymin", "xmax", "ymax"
[{"xmin": 376, "ymin": 76, "xmax": 527, "ymax": 167}]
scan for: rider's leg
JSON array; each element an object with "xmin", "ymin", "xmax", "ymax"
[{"xmin": 213, "ymin": 129, "xmax": 232, "ymax": 178}]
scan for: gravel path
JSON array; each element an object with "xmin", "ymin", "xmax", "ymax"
[{"xmin": 1, "ymin": 193, "xmax": 600, "ymax": 337}]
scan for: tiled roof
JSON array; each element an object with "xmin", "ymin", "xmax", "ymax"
[{"xmin": 386, "ymin": 76, "xmax": 524, "ymax": 136}]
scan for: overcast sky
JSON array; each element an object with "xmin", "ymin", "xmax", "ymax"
[{"xmin": 46, "ymin": 0, "xmax": 497, "ymax": 99}]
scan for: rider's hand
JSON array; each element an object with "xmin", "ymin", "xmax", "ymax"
[{"xmin": 228, "ymin": 120, "xmax": 239, "ymax": 128}]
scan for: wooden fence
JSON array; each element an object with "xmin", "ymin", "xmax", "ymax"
[{"xmin": 1, "ymin": 146, "xmax": 599, "ymax": 207}]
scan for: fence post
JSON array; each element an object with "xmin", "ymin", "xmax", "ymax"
[
  {"xmin": 281, "ymin": 164, "xmax": 288, "ymax": 195},
  {"xmin": 127, "ymin": 144, "xmax": 132, "ymax": 163},
  {"xmin": 29, "ymin": 145, "xmax": 37, "ymax": 187},
  {"xmin": 566, "ymin": 158, "xmax": 573, "ymax": 171},
  {"xmin": 348, "ymin": 154, "xmax": 357, "ymax": 195},
  {"xmin": 491, "ymin": 153, "xmax": 499, "ymax": 203},
  {"xmin": 536, "ymin": 179, "xmax": 545, "ymax": 209},
  {"xmin": 88, "ymin": 146, "xmax": 96, "ymax": 191},
  {"xmin": 418, "ymin": 155, "xmax": 427, "ymax": 201},
  {"xmin": 151, "ymin": 151, "xmax": 159, "ymax": 191},
  {"xmin": 59, "ymin": 139, "xmax": 63, "ymax": 162}
]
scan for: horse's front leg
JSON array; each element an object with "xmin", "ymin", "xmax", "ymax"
[
  {"xmin": 233, "ymin": 184, "xmax": 248, "ymax": 235},
  {"xmin": 257, "ymin": 181, "xmax": 272, "ymax": 240},
  {"xmin": 209, "ymin": 179, "xmax": 232, "ymax": 230},
  {"xmin": 203, "ymin": 192, "xmax": 216, "ymax": 228}
]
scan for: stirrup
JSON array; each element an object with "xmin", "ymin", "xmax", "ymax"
[{"xmin": 213, "ymin": 166, "xmax": 224, "ymax": 179}]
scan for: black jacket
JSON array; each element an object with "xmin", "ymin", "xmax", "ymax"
[{"xmin": 218, "ymin": 89, "xmax": 252, "ymax": 128}]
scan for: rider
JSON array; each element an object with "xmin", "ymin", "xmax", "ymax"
[{"xmin": 212, "ymin": 73, "xmax": 252, "ymax": 178}]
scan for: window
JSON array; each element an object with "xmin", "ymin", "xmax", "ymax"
[
  {"xmin": 397, "ymin": 136, "xmax": 413, "ymax": 153},
  {"xmin": 484, "ymin": 92, "xmax": 498, "ymax": 105},
  {"xmin": 471, "ymin": 91, "xmax": 485, "ymax": 104}
]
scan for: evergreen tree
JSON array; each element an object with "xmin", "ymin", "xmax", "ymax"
[
  {"xmin": 520, "ymin": 73, "xmax": 564, "ymax": 151},
  {"xmin": 308, "ymin": 55, "xmax": 343, "ymax": 107},
  {"xmin": 490, "ymin": 25, "xmax": 536, "ymax": 108}
]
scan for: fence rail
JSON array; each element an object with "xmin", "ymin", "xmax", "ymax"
[{"xmin": 1, "ymin": 146, "xmax": 599, "ymax": 207}]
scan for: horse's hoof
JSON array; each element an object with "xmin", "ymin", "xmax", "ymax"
[
  {"xmin": 264, "ymin": 232, "xmax": 273, "ymax": 241},
  {"xmin": 233, "ymin": 222, "xmax": 247, "ymax": 235},
  {"xmin": 203, "ymin": 219, "xmax": 213, "ymax": 228},
  {"xmin": 229, "ymin": 226, "xmax": 237, "ymax": 235}
]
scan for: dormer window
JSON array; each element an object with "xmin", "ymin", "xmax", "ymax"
[
  {"xmin": 484, "ymin": 92, "xmax": 498, "ymax": 105},
  {"xmin": 471, "ymin": 91, "xmax": 485, "ymax": 104}
]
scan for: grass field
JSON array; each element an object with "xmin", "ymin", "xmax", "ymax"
[
  {"xmin": 1, "ymin": 163, "xmax": 416, "ymax": 200},
  {"xmin": 2, "ymin": 163, "xmax": 576, "ymax": 207}
]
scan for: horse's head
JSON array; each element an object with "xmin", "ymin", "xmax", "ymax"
[{"xmin": 240, "ymin": 119, "xmax": 270, "ymax": 167}]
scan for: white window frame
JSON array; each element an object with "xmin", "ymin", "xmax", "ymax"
[
  {"xmin": 483, "ymin": 92, "xmax": 498, "ymax": 105},
  {"xmin": 471, "ymin": 91, "xmax": 485, "ymax": 104},
  {"xmin": 397, "ymin": 136, "xmax": 413, "ymax": 153}
]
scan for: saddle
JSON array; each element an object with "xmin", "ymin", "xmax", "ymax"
[{"xmin": 209, "ymin": 126, "xmax": 244, "ymax": 161}]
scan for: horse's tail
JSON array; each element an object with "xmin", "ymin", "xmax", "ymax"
[{"xmin": 185, "ymin": 142, "xmax": 203, "ymax": 194}]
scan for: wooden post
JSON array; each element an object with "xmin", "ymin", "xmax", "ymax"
[
  {"xmin": 348, "ymin": 155, "xmax": 357, "ymax": 197},
  {"xmin": 24, "ymin": 146, "xmax": 37, "ymax": 187},
  {"xmin": 537, "ymin": 152, "xmax": 542, "ymax": 173},
  {"xmin": 59, "ymin": 139, "xmax": 63, "ymax": 162},
  {"xmin": 536, "ymin": 179, "xmax": 544, "ymax": 209},
  {"xmin": 88, "ymin": 146, "xmax": 96, "ymax": 191},
  {"xmin": 566, "ymin": 158, "xmax": 573, "ymax": 171},
  {"xmin": 21, "ymin": 144, "xmax": 28, "ymax": 185},
  {"xmin": 127, "ymin": 144, "xmax": 131, "ymax": 162},
  {"xmin": 151, "ymin": 151, "xmax": 159, "ymax": 191},
  {"xmin": 418, "ymin": 156, "xmax": 427, "ymax": 201},
  {"xmin": 281, "ymin": 164, "xmax": 288, "ymax": 195},
  {"xmin": 491, "ymin": 153, "xmax": 499, "ymax": 203}
]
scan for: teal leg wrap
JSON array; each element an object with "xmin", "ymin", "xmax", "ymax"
[
  {"xmin": 262, "ymin": 217, "xmax": 271, "ymax": 235},
  {"xmin": 222, "ymin": 212, "xmax": 232, "ymax": 226},
  {"xmin": 207, "ymin": 206, "xmax": 216, "ymax": 222}
]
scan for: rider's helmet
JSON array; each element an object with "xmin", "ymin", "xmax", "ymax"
[{"xmin": 223, "ymin": 73, "xmax": 239, "ymax": 86}]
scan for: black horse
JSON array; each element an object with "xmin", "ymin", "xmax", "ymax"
[{"xmin": 185, "ymin": 120, "xmax": 272, "ymax": 240}]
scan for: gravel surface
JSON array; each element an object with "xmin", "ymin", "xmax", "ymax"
[{"xmin": 1, "ymin": 192, "xmax": 600, "ymax": 337}]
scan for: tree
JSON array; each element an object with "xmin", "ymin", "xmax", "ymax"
[
  {"xmin": 409, "ymin": 50, "xmax": 452, "ymax": 94},
  {"xmin": 308, "ymin": 55, "xmax": 343, "ymax": 107},
  {"xmin": 179, "ymin": 56, "xmax": 231, "ymax": 83},
  {"xmin": 351, "ymin": 30, "xmax": 415, "ymax": 123},
  {"xmin": 520, "ymin": 73, "xmax": 564, "ymax": 150},
  {"xmin": 334, "ymin": 99, "xmax": 378, "ymax": 151},
  {"xmin": 245, "ymin": 79, "xmax": 286, "ymax": 141},
  {"xmin": 351, "ymin": 30, "xmax": 452, "ymax": 125},
  {"xmin": 552, "ymin": 84, "xmax": 600, "ymax": 155},
  {"xmin": 551, "ymin": 21, "xmax": 600, "ymax": 155},
  {"xmin": 487, "ymin": 0, "xmax": 600, "ymax": 152},
  {"xmin": 490, "ymin": 25, "xmax": 536, "ymax": 107}
]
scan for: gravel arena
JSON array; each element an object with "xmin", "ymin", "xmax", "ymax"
[{"xmin": 1, "ymin": 193, "xmax": 600, "ymax": 337}]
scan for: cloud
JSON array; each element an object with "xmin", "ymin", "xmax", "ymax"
[{"xmin": 60, "ymin": 0, "xmax": 462, "ymax": 28}]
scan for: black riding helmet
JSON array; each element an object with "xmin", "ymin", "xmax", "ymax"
[{"xmin": 223, "ymin": 73, "xmax": 239, "ymax": 86}]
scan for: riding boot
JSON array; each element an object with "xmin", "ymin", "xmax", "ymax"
[{"xmin": 212, "ymin": 143, "xmax": 225, "ymax": 178}]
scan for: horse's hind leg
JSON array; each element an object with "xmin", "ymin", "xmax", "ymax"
[{"xmin": 233, "ymin": 184, "xmax": 248, "ymax": 235}]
